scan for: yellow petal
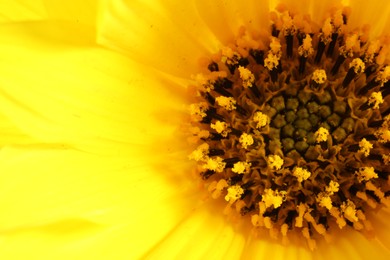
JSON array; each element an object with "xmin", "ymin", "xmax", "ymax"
[
  {"xmin": 348, "ymin": 0, "xmax": 390, "ymax": 37},
  {"xmin": 97, "ymin": 0, "xmax": 222, "ymax": 78},
  {"xmin": 0, "ymin": 21, "xmax": 187, "ymax": 155},
  {"xmin": 0, "ymin": 0, "xmax": 47, "ymax": 22},
  {"xmin": 0, "ymin": 146, "xmax": 195, "ymax": 259}
]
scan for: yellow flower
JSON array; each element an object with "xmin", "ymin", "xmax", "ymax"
[{"xmin": 1, "ymin": 0, "xmax": 390, "ymax": 259}]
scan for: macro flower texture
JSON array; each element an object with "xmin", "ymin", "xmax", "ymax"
[{"xmin": 1, "ymin": 0, "xmax": 390, "ymax": 259}]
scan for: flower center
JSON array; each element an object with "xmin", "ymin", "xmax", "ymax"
[{"xmin": 188, "ymin": 5, "xmax": 390, "ymax": 250}]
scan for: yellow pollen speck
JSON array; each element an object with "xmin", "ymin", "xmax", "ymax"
[
  {"xmin": 341, "ymin": 200, "xmax": 359, "ymax": 223},
  {"xmin": 358, "ymin": 138, "xmax": 373, "ymax": 157},
  {"xmin": 225, "ymin": 185, "xmax": 244, "ymax": 202},
  {"xmin": 264, "ymin": 53, "xmax": 280, "ymax": 70},
  {"xmin": 203, "ymin": 156, "xmax": 226, "ymax": 173},
  {"xmin": 189, "ymin": 143, "xmax": 209, "ymax": 162},
  {"xmin": 262, "ymin": 189, "xmax": 286, "ymax": 209},
  {"xmin": 368, "ymin": 92, "xmax": 384, "ymax": 109},
  {"xmin": 375, "ymin": 128, "xmax": 390, "ymax": 143},
  {"xmin": 321, "ymin": 18, "xmax": 333, "ymax": 41},
  {"xmin": 215, "ymin": 96, "xmax": 237, "ymax": 111},
  {"xmin": 210, "ymin": 121, "xmax": 230, "ymax": 137},
  {"xmin": 355, "ymin": 167, "xmax": 378, "ymax": 182},
  {"xmin": 221, "ymin": 47, "xmax": 241, "ymax": 65},
  {"xmin": 317, "ymin": 193, "xmax": 333, "ymax": 210},
  {"xmin": 267, "ymin": 154, "xmax": 284, "ymax": 170},
  {"xmin": 232, "ymin": 161, "xmax": 252, "ymax": 174},
  {"xmin": 315, "ymin": 127, "xmax": 329, "ymax": 143},
  {"xmin": 238, "ymin": 66, "xmax": 255, "ymax": 88},
  {"xmin": 365, "ymin": 40, "xmax": 381, "ymax": 63},
  {"xmin": 239, "ymin": 133, "xmax": 254, "ymax": 149},
  {"xmin": 281, "ymin": 11, "xmax": 295, "ymax": 35},
  {"xmin": 269, "ymin": 37, "xmax": 282, "ymax": 56},
  {"xmin": 292, "ymin": 167, "xmax": 311, "ymax": 182},
  {"xmin": 253, "ymin": 111, "xmax": 270, "ymax": 128},
  {"xmin": 377, "ymin": 66, "xmax": 390, "ymax": 86},
  {"xmin": 189, "ymin": 102, "xmax": 208, "ymax": 121},
  {"xmin": 349, "ymin": 58, "xmax": 365, "ymax": 74},
  {"xmin": 312, "ymin": 69, "xmax": 327, "ymax": 84},
  {"xmin": 341, "ymin": 34, "xmax": 360, "ymax": 57},
  {"xmin": 298, "ymin": 34, "xmax": 314, "ymax": 57},
  {"xmin": 326, "ymin": 180, "xmax": 340, "ymax": 194}
]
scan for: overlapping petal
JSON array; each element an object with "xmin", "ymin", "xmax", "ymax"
[{"xmin": 1, "ymin": 0, "xmax": 390, "ymax": 259}]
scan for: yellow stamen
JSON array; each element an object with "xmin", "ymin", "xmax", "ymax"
[
  {"xmin": 292, "ymin": 167, "xmax": 311, "ymax": 182},
  {"xmin": 238, "ymin": 66, "xmax": 255, "ymax": 88},
  {"xmin": 326, "ymin": 180, "xmax": 340, "ymax": 194},
  {"xmin": 315, "ymin": 127, "xmax": 329, "ymax": 143},
  {"xmin": 225, "ymin": 185, "xmax": 244, "ymax": 202},
  {"xmin": 232, "ymin": 161, "xmax": 252, "ymax": 174},
  {"xmin": 189, "ymin": 143, "xmax": 209, "ymax": 162},
  {"xmin": 215, "ymin": 96, "xmax": 237, "ymax": 111},
  {"xmin": 355, "ymin": 167, "xmax": 378, "ymax": 182},
  {"xmin": 341, "ymin": 200, "xmax": 359, "ymax": 223},
  {"xmin": 253, "ymin": 112, "xmax": 270, "ymax": 128},
  {"xmin": 358, "ymin": 138, "xmax": 373, "ymax": 157},
  {"xmin": 203, "ymin": 157, "xmax": 226, "ymax": 173},
  {"xmin": 239, "ymin": 133, "xmax": 254, "ymax": 149},
  {"xmin": 262, "ymin": 189, "xmax": 286, "ymax": 209},
  {"xmin": 267, "ymin": 154, "xmax": 284, "ymax": 170},
  {"xmin": 298, "ymin": 34, "xmax": 314, "ymax": 57},
  {"xmin": 264, "ymin": 53, "xmax": 280, "ymax": 70},
  {"xmin": 210, "ymin": 121, "xmax": 230, "ymax": 137},
  {"xmin": 189, "ymin": 102, "xmax": 208, "ymax": 121},
  {"xmin": 368, "ymin": 92, "xmax": 384, "ymax": 109},
  {"xmin": 312, "ymin": 69, "xmax": 327, "ymax": 84},
  {"xmin": 317, "ymin": 193, "xmax": 333, "ymax": 210},
  {"xmin": 349, "ymin": 58, "xmax": 365, "ymax": 74}
]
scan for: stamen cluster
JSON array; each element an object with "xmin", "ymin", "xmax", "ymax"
[{"xmin": 188, "ymin": 6, "xmax": 390, "ymax": 250}]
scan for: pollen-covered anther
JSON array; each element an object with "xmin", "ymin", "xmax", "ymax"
[
  {"xmin": 239, "ymin": 133, "xmax": 254, "ymax": 149},
  {"xmin": 189, "ymin": 102, "xmax": 208, "ymax": 121},
  {"xmin": 358, "ymin": 138, "xmax": 373, "ymax": 157},
  {"xmin": 203, "ymin": 156, "xmax": 226, "ymax": 173},
  {"xmin": 298, "ymin": 34, "xmax": 314, "ymax": 57},
  {"xmin": 355, "ymin": 167, "xmax": 378, "ymax": 182},
  {"xmin": 262, "ymin": 189, "xmax": 287, "ymax": 209},
  {"xmin": 232, "ymin": 161, "xmax": 252, "ymax": 174},
  {"xmin": 221, "ymin": 47, "xmax": 241, "ymax": 65},
  {"xmin": 215, "ymin": 96, "xmax": 237, "ymax": 111},
  {"xmin": 238, "ymin": 66, "xmax": 255, "ymax": 88},
  {"xmin": 320, "ymin": 18, "xmax": 333, "ymax": 43},
  {"xmin": 225, "ymin": 185, "xmax": 244, "ymax": 202},
  {"xmin": 340, "ymin": 34, "xmax": 360, "ymax": 57},
  {"xmin": 349, "ymin": 58, "xmax": 365, "ymax": 74},
  {"xmin": 376, "ymin": 65, "xmax": 390, "ymax": 86},
  {"xmin": 189, "ymin": 143, "xmax": 209, "ymax": 162},
  {"xmin": 264, "ymin": 53, "xmax": 280, "ymax": 70},
  {"xmin": 315, "ymin": 127, "xmax": 329, "ymax": 143},
  {"xmin": 267, "ymin": 154, "xmax": 284, "ymax": 170},
  {"xmin": 269, "ymin": 37, "xmax": 282, "ymax": 56},
  {"xmin": 368, "ymin": 92, "xmax": 384, "ymax": 109},
  {"xmin": 341, "ymin": 200, "xmax": 359, "ymax": 223},
  {"xmin": 364, "ymin": 40, "xmax": 381, "ymax": 63},
  {"xmin": 253, "ymin": 112, "xmax": 270, "ymax": 128},
  {"xmin": 317, "ymin": 192, "xmax": 333, "ymax": 210},
  {"xmin": 312, "ymin": 69, "xmax": 327, "ymax": 84},
  {"xmin": 326, "ymin": 180, "xmax": 340, "ymax": 194},
  {"xmin": 292, "ymin": 167, "xmax": 311, "ymax": 182},
  {"xmin": 375, "ymin": 127, "xmax": 390, "ymax": 143},
  {"xmin": 281, "ymin": 11, "xmax": 296, "ymax": 35},
  {"xmin": 210, "ymin": 121, "xmax": 230, "ymax": 137}
]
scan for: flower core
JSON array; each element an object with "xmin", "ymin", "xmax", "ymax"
[{"xmin": 188, "ymin": 5, "xmax": 390, "ymax": 250}]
